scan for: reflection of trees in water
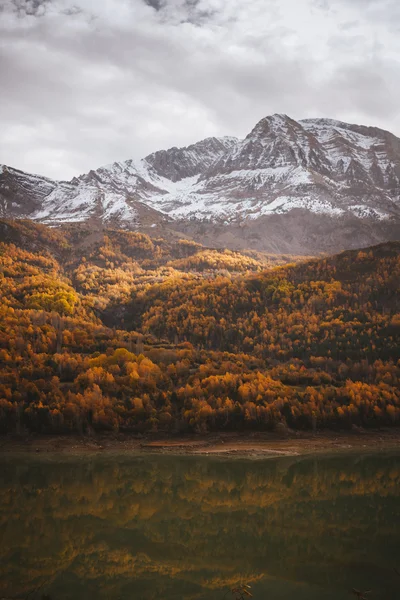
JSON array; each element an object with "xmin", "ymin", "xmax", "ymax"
[{"xmin": 0, "ymin": 454, "xmax": 400, "ymax": 600}]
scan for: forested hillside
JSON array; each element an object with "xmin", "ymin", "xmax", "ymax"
[{"xmin": 0, "ymin": 219, "xmax": 399, "ymax": 434}]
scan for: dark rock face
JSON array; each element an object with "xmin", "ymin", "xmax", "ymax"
[
  {"xmin": 145, "ymin": 136, "xmax": 238, "ymax": 182},
  {"xmin": 0, "ymin": 166, "xmax": 55, "ymax": 218},
  {"xmin": 1, "ymin": 115, "xmax": 399, "ymax": 254}
]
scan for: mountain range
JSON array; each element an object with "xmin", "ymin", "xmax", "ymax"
[{"xmin": 1, "ymin": 113, "xmax": 400, "ymax": 254}]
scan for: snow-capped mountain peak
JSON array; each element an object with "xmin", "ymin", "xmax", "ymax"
[{"xmin": 1, "ymin": 115, "xmax": 399, "ymax": 253}]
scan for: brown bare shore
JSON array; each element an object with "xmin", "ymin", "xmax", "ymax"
[{"xmin": 1, "ymin": 429, "xmax": 400, "ymax": 458}]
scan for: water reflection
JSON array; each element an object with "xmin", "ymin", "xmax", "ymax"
[{"xmin": 0, "ymin": 453, "xmax": 400, "ymax": 599}]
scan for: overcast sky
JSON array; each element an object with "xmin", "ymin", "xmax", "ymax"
[{"xmin": 1, "ymin": 0, "xmax": 400, "ymax": 179}]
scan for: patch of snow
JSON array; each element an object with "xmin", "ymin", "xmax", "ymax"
[
  {"xmin": 348, "ymin": 204, "xmax": 389, "ymax": 220},
  {"xmin": 254, "ymin": 196, "xmax": 345, "ymax": 218}
]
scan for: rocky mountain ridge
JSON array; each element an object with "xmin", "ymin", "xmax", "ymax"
[{"xmin": 1, "ymin": 114, "xmax": 400, "ymax": 253}]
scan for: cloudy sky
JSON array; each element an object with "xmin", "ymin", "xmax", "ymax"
[{"xmin": 1, "ymin": 0, "xmax": 400, "ymax": 179}]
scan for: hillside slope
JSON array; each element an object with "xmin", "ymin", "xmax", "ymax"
[{"xmin": 0, "ymin": 221, "xmax": 399, "ymax": 434}]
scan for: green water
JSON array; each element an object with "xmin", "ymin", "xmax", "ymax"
[{"xmin": 1, "ymin": 452, "xmax": 400, "ymax": 600}]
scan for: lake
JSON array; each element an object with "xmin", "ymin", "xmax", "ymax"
[{"xmin": 1, "ymin": 452, "xmax": 400, "ymax": 600}]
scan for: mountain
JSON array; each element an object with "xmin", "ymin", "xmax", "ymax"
[
  {"xmin": 0, "ymin": 136, "xmax": 238, "ymax": 228},
  {"xmin": 1, "ymin": 114, "xmax": 400, "ymax": 253}
]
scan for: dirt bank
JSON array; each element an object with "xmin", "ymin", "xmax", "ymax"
[{"xmin": 1, "ymin": 429, "xmax": 400, "ymax": 458}]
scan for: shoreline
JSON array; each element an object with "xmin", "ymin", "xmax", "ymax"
[{"xmin": 1, "ymin": 429, "xmax": 400, "ymax": 458}]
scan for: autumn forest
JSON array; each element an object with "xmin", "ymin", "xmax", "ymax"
[{"xmin": 0, "ymin": 218, "xmax": 399, "ymax": 435}]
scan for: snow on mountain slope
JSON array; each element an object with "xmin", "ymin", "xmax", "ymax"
[
  {"xmin": 1, "ymin": 115, "xmax": 400, "ymax": 253},
  {"xmin": 301, "ymin": 118, "xmax": 400, "ymax": 187},
  {"xmin": 0, "ymin": 136, "xmax": 240, "ymax": 226},
  {"xmin": 139, "ymin": 114, "xmax": 400, "ymax": 223}
]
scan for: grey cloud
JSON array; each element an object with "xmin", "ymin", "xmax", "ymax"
[
  {"xmin": 145, "ymin": 0, "xmax": 218, "ymax": 25},
  {"xmin": 62, "ymin": 5, "xmax": 84, "ymax": 16},
  {"xmin": 327, "ymin": 60, "xmax": 400, "ymax": 118},
  {"xmin": 143, "ymin": 0, "xmax": 165, "ymax": 11},
  {"xmin": 9, "ymin": 0, "xmax": 51, "ymax": 16}
]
